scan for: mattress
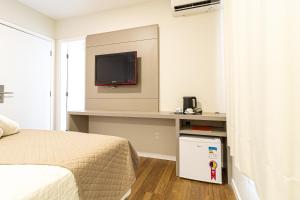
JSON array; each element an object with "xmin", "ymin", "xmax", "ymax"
[{"xmin": 0, "ymin": 165, "xmax": 79, "ymax": 200}]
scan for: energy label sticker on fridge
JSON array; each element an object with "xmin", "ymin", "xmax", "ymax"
[
  {"xmin": 208, "ymin": 146, "xmax": 217, "ymax": 159},
  {"xmin": 209, "ymin": 160, "xmax": 218, "ymax": 180}
]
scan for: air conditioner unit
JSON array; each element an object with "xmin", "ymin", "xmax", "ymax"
[{"xmin": 171, "ymin": 0, "xmax": 220, "ymax": 16}]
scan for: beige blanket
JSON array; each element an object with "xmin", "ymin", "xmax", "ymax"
[{"xmin": 0, "ymin": 129, "xmax": 139, "ymax": 200}]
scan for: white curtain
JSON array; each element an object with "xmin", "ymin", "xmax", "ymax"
[{"xmin": 224, "ymin": 0, "xmax": 300, "ymax": 199}]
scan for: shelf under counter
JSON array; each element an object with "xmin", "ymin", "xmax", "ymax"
[
  {"xmin": 179, "ymin": 128, "xmax": 227, "ymax": 137},
  {"xmin": 177, "ymin": 113, "xmax": 226, "ymax": 121}
]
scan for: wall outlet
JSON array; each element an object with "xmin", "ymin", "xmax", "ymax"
[{"xmin": 154, "ymin": 132, "xmax": 160, "ymax": 140}]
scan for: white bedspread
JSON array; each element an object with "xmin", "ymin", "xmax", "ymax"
[{"xmin": 0, "ymin": 165, "xmax": 79, "ymax": 200}]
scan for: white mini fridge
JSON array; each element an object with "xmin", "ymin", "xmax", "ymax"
[{"xmin": 179, "ymin": 135, "xmax": 223, "ymax": 184}]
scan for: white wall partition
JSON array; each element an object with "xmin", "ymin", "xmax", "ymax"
[{"xmin": 0, "ymin": 22, "xmax": 53, "ymax": 129}]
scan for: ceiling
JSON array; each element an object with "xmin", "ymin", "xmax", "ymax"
[{"xmin": 18, "ymin": 0, "xmax": 152, "ymax": 20}]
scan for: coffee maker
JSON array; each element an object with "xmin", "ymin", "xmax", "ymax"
[
  {"xmin": 183, "ymin": 96, "xmax": 202, "ymax": 114},
  {"xmin": 183, "ymin": 96, "xmax": 197, "ymax": 112}
]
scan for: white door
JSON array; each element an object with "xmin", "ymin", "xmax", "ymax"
[
  {"xmin": 60, "ymin": 39, "xmax": 85, "ymax": 130},
  {"xmin": 0, "ymin": 23, "xmax": 52, "ymax": 129}
]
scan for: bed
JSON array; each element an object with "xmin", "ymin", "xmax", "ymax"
[{"xmin": 0, "ymin": 129, "xmax": 139, "ymax": 200}]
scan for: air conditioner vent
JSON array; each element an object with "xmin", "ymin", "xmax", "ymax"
[
  {"xmin": 172, "ymin": 0, "xmax": 220, "ymax": 16},
  {"xmin": 174, "ymin": 1, "xmax": 211, "ymax": 11}
]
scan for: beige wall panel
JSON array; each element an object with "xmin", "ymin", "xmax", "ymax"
[
  {"xmin": 86, "ymin": 98, "xmax": 159, "ymax": 112},
  {"xmin": 86, "ymin": 39, "xmax": 159, "ymax": 99},
  {"xmin": 89, "ymin": 116, "xmax": 176, "ymax": 156},
  {"xmin": 86, "ymin": 25, "xmax": 158, "ymax": 47}
]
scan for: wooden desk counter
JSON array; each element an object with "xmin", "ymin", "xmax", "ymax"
[
  {"xmin": 68, "ymin": 110, "xmax": 229, "ymax": 179},
  {"xmin": 68, "ymin": 110, "xmax": 226, "ymax": 121}
]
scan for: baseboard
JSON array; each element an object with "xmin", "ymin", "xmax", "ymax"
[
  {"xmin": 231, "ymin": 178, "xmax": 242, "ymax": 200},
  {"xmin": 137, "ymin": 151, "xmax": 176, "ymax": 161}
]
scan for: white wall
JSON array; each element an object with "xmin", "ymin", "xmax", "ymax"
[
  {"xmin": 0, "ymin": 0, "xmax": 55, "ymax": 37},
  {"xmin": 55, "ymin": 0, "xmax": 225, "ymax": 113}
]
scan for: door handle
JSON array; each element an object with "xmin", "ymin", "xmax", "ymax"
[
  {"xmin": 0, "ymin": 92, "xmax": 14, "ymax": 94},
  {"xmin": 0, "ymin": 85, "xmax": 14, "ymax": 103}
]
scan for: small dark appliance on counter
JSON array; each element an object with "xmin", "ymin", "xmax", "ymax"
[{"xmin": 183, "ymin": 96, "xmax": 202, "ymax": 114}]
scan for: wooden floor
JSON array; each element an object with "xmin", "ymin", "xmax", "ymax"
[{"xmin": 128, "ymin": 157, "xmax": 236, "ymax": 200}]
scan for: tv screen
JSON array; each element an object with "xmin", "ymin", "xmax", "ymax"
[{"xmin": 95, "ymin": 51, "xmax": 137, "ymax": 86}]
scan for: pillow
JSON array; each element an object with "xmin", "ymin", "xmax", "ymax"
[
  {"xmin": 0, "ymin": 128, "xmax": 3, "ymax": 138},
  {"xmin": 0, "ymin": 115, "xmax": 20, "ymax": 136}
]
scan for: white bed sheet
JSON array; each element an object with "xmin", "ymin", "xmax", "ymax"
[{"xmin": 0, "ymin": 165, "xmax": 79, "ymax": 200}]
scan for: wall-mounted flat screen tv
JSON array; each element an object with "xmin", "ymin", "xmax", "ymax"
[{"xmin": 95, "ymin": 51, "xmax": 137, "ymax": 86}]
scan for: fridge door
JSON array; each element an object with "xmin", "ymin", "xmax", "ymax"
[{"xmin": 179, "ymin": 137, "xmax": 222, "ymax": 184}]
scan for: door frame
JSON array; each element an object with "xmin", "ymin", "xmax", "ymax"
[
  {"xmin": 0, "ymin": 19, "xmax": 55, "ymax": 129},
  {"xmin": 56, "ymin": 37, "xmax": 86, "ymax": 130}
]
